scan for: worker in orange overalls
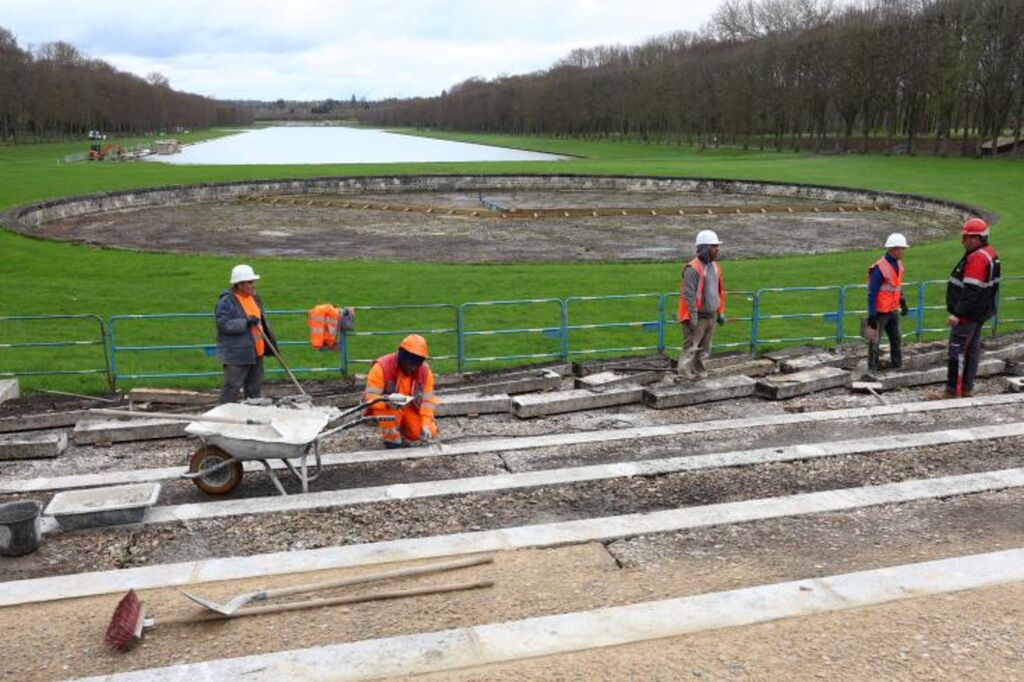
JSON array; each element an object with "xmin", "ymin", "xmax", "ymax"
[{"xmin": 363, "ymin": 334, "xmax": 439, "ymax": 448}]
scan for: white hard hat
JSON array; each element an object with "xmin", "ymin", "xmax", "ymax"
[
  {"xmin": 695, "ymin": 229, "xmax": 721, "ymax": 246},
  {"xmin": 884, "ymin": 233, "xmax": 909, "ymax": 249},
  {"xmin": 230, "ymin": 264, "xmax": 260, "ymax": 284}
]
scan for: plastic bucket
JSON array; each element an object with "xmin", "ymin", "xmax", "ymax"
[{"xmin": 0, "ymin": 500, "xmax": 42, "ymax": 557}]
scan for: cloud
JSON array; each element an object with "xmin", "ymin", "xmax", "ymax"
[{"xmin": 0, "ymin": 0, "xmax": 724, "ymax": 99}]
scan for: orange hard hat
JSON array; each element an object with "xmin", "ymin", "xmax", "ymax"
[
  {"xmin": 961, "ymin": 218, "xmax": 989, "ymax": 237},
  {"xmin": 399, "ymin": 334, "xmax": 429, "ymax": 359}
]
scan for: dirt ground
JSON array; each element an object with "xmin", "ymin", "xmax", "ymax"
[
  {"xmin": 24, "ymin": 189, "xmax": 953, "ymax": 262},
  {"xmin": 1, "ymin": 488, "xmax": 1021, "ymax": 681}
]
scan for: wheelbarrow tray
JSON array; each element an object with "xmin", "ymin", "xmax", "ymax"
[{"xmin": 184, "ymin": 404, "xmax": 333, "ymax": 461}]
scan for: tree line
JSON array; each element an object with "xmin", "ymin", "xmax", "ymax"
[
  {"xmin": 358, "ymin": 0, "xmax": 1024, "ymax": 156},
  {"xmin": 0, "ymin": 27, "xmax": 252, "ymax": 143}
]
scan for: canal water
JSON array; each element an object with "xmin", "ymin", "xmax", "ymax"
[{"xmin": 146, "ymin": 126, "xmax": 564, "ymax": 165}]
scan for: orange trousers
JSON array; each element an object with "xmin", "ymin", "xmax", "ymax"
[{"xmin": 373, "ymin": 405, "xmax": 424, "ymax": 445}]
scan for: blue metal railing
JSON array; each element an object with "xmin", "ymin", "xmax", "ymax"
[{"xmin": 3, "ymin": 276, "xmax": 1020, "ymax": 390}]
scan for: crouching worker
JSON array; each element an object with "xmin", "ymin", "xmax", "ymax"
[{"xmin": 363, "ymin": 334, "xmax": 439, "ymax": 448}]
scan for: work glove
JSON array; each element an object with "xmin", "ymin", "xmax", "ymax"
[
  {"xmin": 420, "ymin": 426, "xmax": 434, "ymax": 444},
  {"xmin": 247, "ymin": 315, "xmax": 261, "ymax": 327},
  {"xmin": 867, "ymin": 315, "xmax": 878, "ymax": 330},
  {"xmin": 900, "ymin": 299, "xmax": 909, "ymax": 317},
  {"xmin": 716, "ymin": 313, "xmax": 727, "ymax": 326}
]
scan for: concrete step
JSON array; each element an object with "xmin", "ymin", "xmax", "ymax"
[
  {"xmin": 709, "ymin": 358, "xmax": 775, "ymax": 378},
  {"xmin": 435, "ymin": 393, "xmax": 511, "ymax": 417},
  {"xmin": 756, "ymin": 366, "xmax": 851, "ymax": 400},
  {"xmin": 442, "ymin": 369, "xmax": 563, "ymax": 396},
  {"xmin": 1006, "ymin": 377, "xmax": 1024, "ymax": 393},
  {"xmin": 0, "ymin": 410, "xmax": 90, "ymax": 434},
  {"xmin": 574, "ymin": 370, "xmax": 664, "ymax": 390},
  {"xmin": 644, "ymin": 375, "xmax": 756, "ymax": 409},
  {"xmin": 989, "ymin": 342, "xmax": 1024, "ymax": 363},
  {"xmin": 71, "ymin": 418, "xmax": 186, "ymax": 445},
  {"xmin": 780, "ymin": 350, "xmax": 860, "ymax": 373},
  {"xmin": 572, "ymin": 354, "xmax": 671, "ymax": 377},
  {"xmin": 865, "ymin": 359, "xmax": 1005, "ymax": 391},
  {"xmin": 127, "ymin": 388, "xmax": 214, "ymax": 406},
  {"xmin": 0, "ymin": 429, "xmax": 67, "ymax": 460},
  {"xmin": 512, "ymin": 385, "xmax": 644, "ymax": 418},
  {"xmin": 0, "ymin": 379, "xmax": 19, "ymax": 404}
]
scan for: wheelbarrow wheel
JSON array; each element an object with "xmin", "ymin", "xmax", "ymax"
[{"xmin": 189, "ymin": 445, "xmax": 243, "ymax": 495}]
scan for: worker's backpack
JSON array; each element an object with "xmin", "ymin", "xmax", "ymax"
[{"xmin": 308, "ymin": 304, "xmax": 355, "ymax": 349}]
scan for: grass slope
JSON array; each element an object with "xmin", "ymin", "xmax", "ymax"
[{"xmin": 1, "ymin": 129, "xmax": 1020, "ymax": 390}]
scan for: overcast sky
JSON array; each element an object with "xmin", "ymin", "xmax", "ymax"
[{"xmin": 0, "ymin": 0, "xmax": 724, "ymax": 101}]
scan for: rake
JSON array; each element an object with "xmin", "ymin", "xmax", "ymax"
[{"xmin": 104, "ymin": 578, "xmax": 494, "ymax": 650}]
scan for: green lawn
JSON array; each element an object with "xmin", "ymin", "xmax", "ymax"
[{"xmin": 1, "ymin": 129, "xmax": 1021, "ymax": 391}]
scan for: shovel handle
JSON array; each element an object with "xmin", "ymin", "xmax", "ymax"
[{"xmin": 89, "ymin": 408, "xmax": 271, "ymax": 426}]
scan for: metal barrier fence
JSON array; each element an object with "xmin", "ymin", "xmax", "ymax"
[{"xmin": 3, "ymin": 276, "xmax": 1020, "ymax": 390}]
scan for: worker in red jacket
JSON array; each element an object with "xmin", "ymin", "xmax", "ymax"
[
  {"xmin": 944, "ymin": 218, "xmax": 1001, "ymax": 398},
  {"xmin": 363, "ymin": 334, "xmax": 439, "ymax": 448}
]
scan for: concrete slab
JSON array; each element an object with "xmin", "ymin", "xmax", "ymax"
[
  {"xmin": 127, "ymin": 388, "xmax": 213, "ymax": 405},
  {"xmin": 572, "ymin": 354, "xmax": 671, "ymax": 377},
  {"xmin": 444, "ymin": 369, "xmax": 562, "ymax": 396},
  {"xmin": 434, "ymin": 393, "xmax": 510, "ymax": 417},
  {"xmin": 762, "ymin": 345, "xmax": 820, "ymax": 362},
  {"xmin": 1006, "ymin": 377, "xmax": 1024, "ymax": 393},
  {"xmin": 708, "ymin": 358, "xmax": 776, "ymax": 378},
  {"xmin": 756, "ymin": 366, "xmax": 851, "ymax": 400},
  {"xmin": 644, "ymin": 375, "xmax": 756, "ymax": 409},
  {"xmin": 1006, "ymin": 360, "xmax": 1024, "ymax": 377},
  {"xmin": 865, "ymin": 359, "xmax": 1005, "ymax": 391},
  {"xmin": 81, "ymin": 548, "xmax": 1024, "ymax": 682},
  {"xmin": 71, "ymin": 417, "xmax": 186, "ymax": 445},
  {"xmin": 512, "ymin": 385, "xmax": 644, "ymax": 418},
  {"xmin": 574, "ymin": 370, "xmax": 663, "ymax": 390},
  {"xmin": 6, "ymin": 393, "xmax": 1024, "ymax": 495},
  {"xmin": 851, "ymin": 381, "xmax": 886, "ymax": 394},
  {"xmin": 10, "ymin": 467, "xmax": 1024, "ymax": 608},
  {"xmin": 0, "ymin": 429, "xmax": 67, "ymax": 460},
  {"xmin": 780, "ymin": 350, "xmax": 859, "ymax": 373},
  {"xmin": 0, "ymin": 410, "xmax": 89, "ymax": 434},
  {"xmin": 128, "ymin": 422, "xmax": 1024, "ymax": 529},
  {"xmin": 988, "ymin": 342, "xmax": 1024, "ymax": 363},
  {"xmin": 0, "ymin": 378, "xmax": 19, "ymax": 404}
]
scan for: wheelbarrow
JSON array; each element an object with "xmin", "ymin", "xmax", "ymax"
[{"xmin": 181, "ymin": 395, "xmax": 411, "ymax": 496}]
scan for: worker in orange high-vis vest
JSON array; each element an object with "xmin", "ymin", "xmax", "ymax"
[
  {"xmin": 363, "ymin": 334, "xmax": 439, "ymax": 449},
  {"xmin": 677, "ymin": 230, "xmax": 726, "ymax": 380},
  {"xmin": 866, "ymin": 233, "xmax": 910, "ymax": 373},
  {"xmin": 215, "ymin": 264, "xmax": 277, "ymax": 404}
]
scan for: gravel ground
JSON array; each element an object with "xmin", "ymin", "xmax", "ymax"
[
  {"xmin": 4, "ymin": 435, "xmax": 1023, "ymax": 582},
  {"xmin": 24, "ymin": 189, "xmax": 952, "ymax": 263},
  {"xmin": 1, "ymin": 489, "xmax": 1021, "ymax": 681}
]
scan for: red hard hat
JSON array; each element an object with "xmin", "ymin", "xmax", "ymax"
[
  {"xmin": 399, "ymin": 334, "xmax": 429, "ymax": 359},
  {"xmin": 961, "ymin": 218, "xmax": 989, "ymax": 237}
]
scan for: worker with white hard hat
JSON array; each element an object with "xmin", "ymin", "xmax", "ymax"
[
  {"xmin": 865, "ymin": 233, "xmax": 910, "ymax": 372},
  {"xmin": 215, "ymin": 264, "xmax": 277, "ymax": 403},
  {"xmin": 677, "ymin": 229, "xmax": 726, "ymax": 380}
]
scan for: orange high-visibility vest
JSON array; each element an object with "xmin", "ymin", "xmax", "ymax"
[
  {"xmin": 678, "ymin": 257, "xmax": 726, "ymax": 323},
  {"xmin": 307, "ymin": 304, "xmax": 341, "ymax": 349},
  {"xmin": 363, "ymin": 352, "xmax": 438, "ymax": 416},
  {"xmin": 868, "ymin": 257, "xmax": 903, "ymax": 313},
  {"xmin": 235, "ymin": 293, "xmax": 265, "ymax": 357}
]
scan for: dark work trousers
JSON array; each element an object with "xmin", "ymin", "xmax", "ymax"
[
  {"xmin": 219, "ymin": 358, "xmax": 264, "ymax": 404},
  {"xmin": 867, "ymin": 311, "xmax": 902, "ymax": 372},
  {"xmin": 947, "ymin": 320, "xmax": 983, "ymax": 395}
]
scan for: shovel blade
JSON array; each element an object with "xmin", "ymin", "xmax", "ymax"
[{"xmin": 179, "ymin": 590, "xmax": 237, "ymax": 616}]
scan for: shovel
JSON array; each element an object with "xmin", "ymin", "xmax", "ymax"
[
  {"xmin": 180, "ymin": 555, "xmax": 494, "ymax": 616},
  {"xmin": 260, "ymin": 331, "xmax": 311, "ymax": 403}
]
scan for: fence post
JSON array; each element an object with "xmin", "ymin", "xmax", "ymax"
[
  {"xmin": 338, "ymin": 331, "xmax": 348, "ymax": 375},
  {"xmin": 97, "ymin": 317, "xmax": 115, "ymax": 392},
  {"xmin": 749, "ymin": 291, "xmax": 760, "ymax": 356},
  {"xmin": 916, "ymin": 283, "xmax": 926, "ymax": 341},
  {"xmin": 559, "ymin": 299, "xmax": 569, "ymax": 361},
  {"xmin": 657, "ymin": 295, "xmax": 666, "ymax": 353},
  {"xmin": 836, "ymin": 287, "xmax": 846, "ymax": 344},
  {"xmin": 456, "ymin": 305, "xmax": 465, "ymax": 374},
  {"xmin": 107, "ymin": 318, "xmax": 119, "ymax": 391}
]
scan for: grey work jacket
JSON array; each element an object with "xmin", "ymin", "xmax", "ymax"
[{"xmin": 215, "ymin": 290, "xmax": 276, "ymax": 365}]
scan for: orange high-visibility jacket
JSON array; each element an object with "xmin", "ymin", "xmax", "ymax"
[
  {"xmin": 363, "ymin": 351, "xmax": 439, "ymax": 419},
  {"xmin": 308, "ymin": 304, "xmax": 341, "ymax": 349},
  {"xmin": 868, "ymin": 257, "xmax": 904, "ymax": 313},
  {"xmin": 678, "ymin": 257, "xmax": 726, "ymax": 323}
]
